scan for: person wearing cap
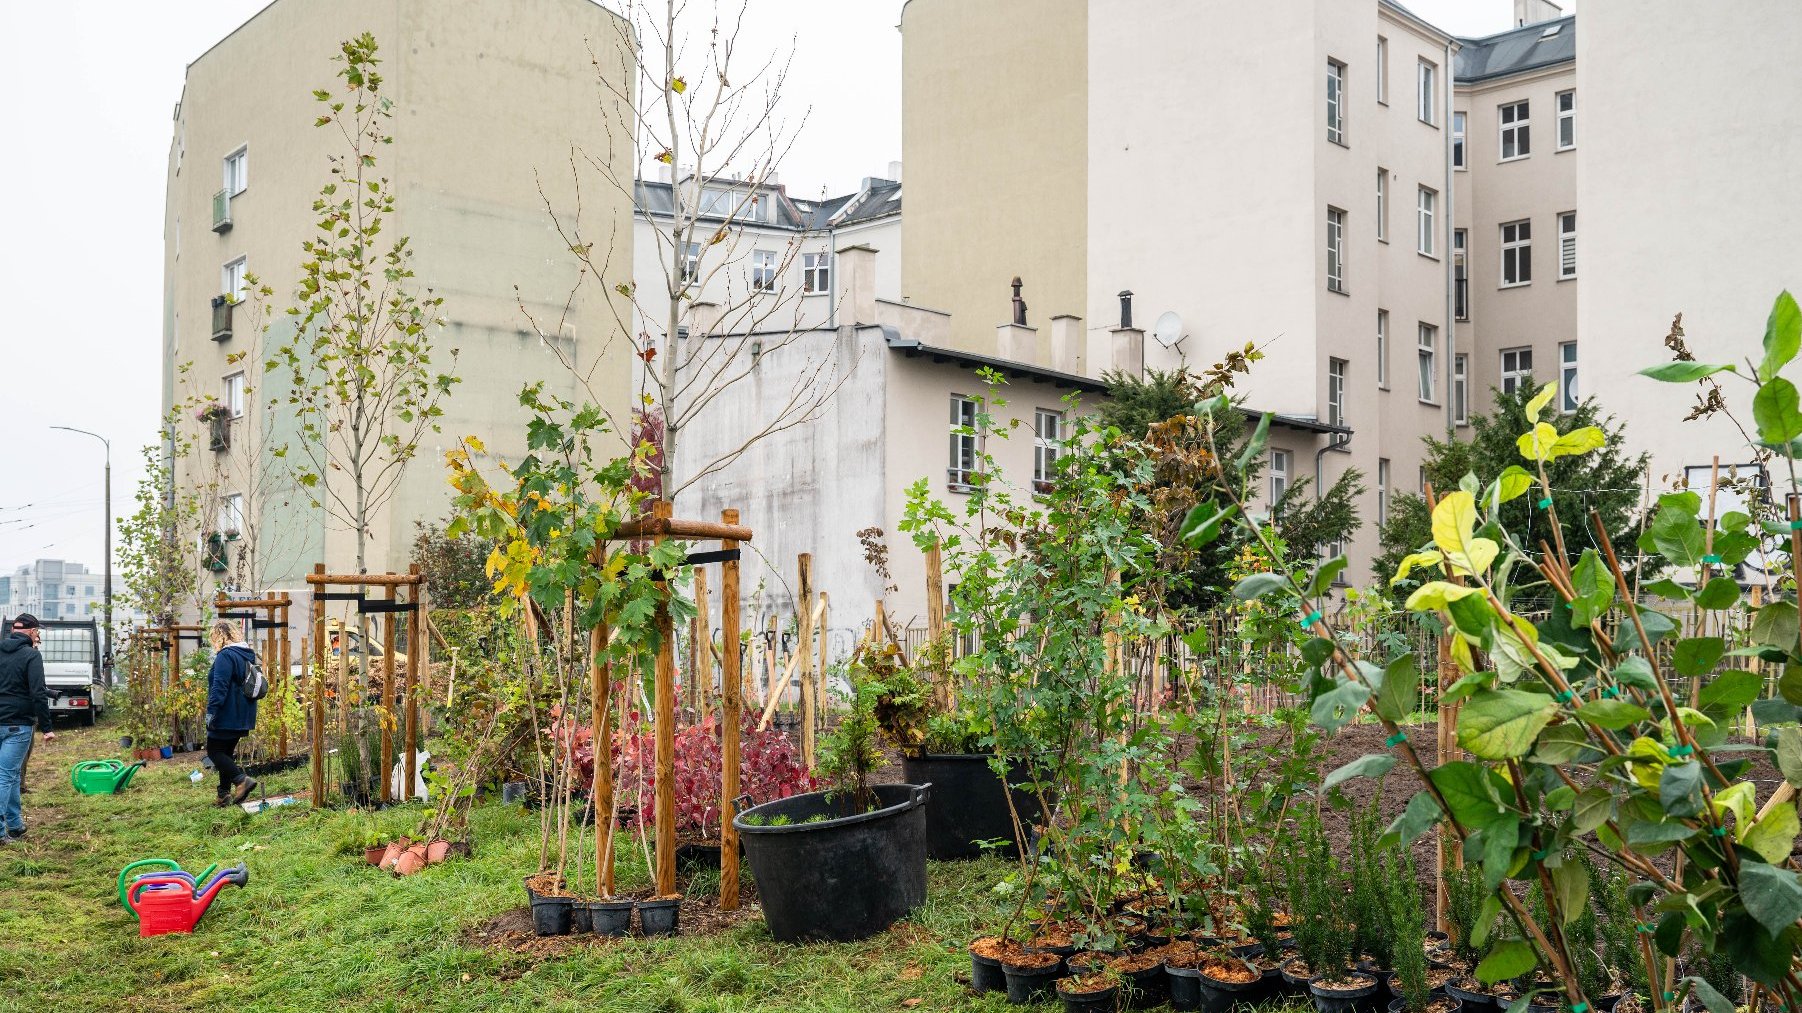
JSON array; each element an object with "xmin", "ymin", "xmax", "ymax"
[{"xmin": 0, "ymin": 615, "xmax": 56, "ymax": 841}]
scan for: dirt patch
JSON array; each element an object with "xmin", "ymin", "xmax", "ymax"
[{"xmin": 461, "ymin": 887, "xmax": 763, "ymax": 958}]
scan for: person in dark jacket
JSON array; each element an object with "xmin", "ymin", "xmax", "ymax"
[
  {"xmin": 205, "ymin": 620, "xmax": 259, "ymax": 806},
  {"xmin": 0, "ymin": 614, "xmax": 56, "ymax": 840}
]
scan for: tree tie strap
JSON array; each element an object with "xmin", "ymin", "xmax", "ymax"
[
  {"xmin": 1602, "ymin": 687, "xmax": 1620, "ymax": 698},
  {"xmin": 1636, "ymin": 923, "xmax": 1654, "ymax": 934},
  {"xmin": 1791, "ymin": 519, "xmax": 1802, "ymax": 531},
  {"xmin": 1711, "ymin": 826, "xmax": 1728, "ymax": 837},
  {"xmin": 1669, "ymin": 744, "xmax": 1694, "ymax": 758},
  {"xmin": 1385, "ymin": 732, "xmax": 1407, "ymax": 748},
  {"xmin": 1299, "ymin": 610, "xmax": 1322, "ymax": 628},
  {"xmin": 1538, "ymin": 497, "xmax": 1554, "ymax": 509},
  {"xmin": 1701, "ymin": 554, "xmax": 1722, "ymax": 565},
  {"xmin": 1556, "ymin": 690, "xmax": 1574, "ymax": 703},
  {"xmin": 1571, "ymin": 1003, "xmax": 1590, "ymax": 1013},
  {"xmin": 1532, "ymin": 848, "xmax": 1550, "ymax": 861}
]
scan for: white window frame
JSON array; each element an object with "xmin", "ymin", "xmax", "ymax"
[
  {"xmin": 802, "ymin": 252, "xmax": 831, "ymax": 294},
  {"xmin": 1452, "ymin": 111, "xmax": 1466, "ymax": 169},
  {"xmin": 223, "ymin": 146, "xmax": 248, "ymax": 196},
  {"xmin": 1376, "ymin": 168, "xmax": 1388, "ymax": 242},
  {"xmin": 1326, "ymin": 207, "xmax": 1347, "ymax": 293},
  {"xmin": 1453, "ymin": 353, "xmax": 1470, "ymax": 425},
  {"xmin": 219, "ymin": 493, "xmax": 245, "ymax": 536},
  {"xmin": 1416, "ymin": 186, "xmax": 1437, "ymax": 257},
  {"xmin": 751, "ymin": 249, "xmax": 777, "ymax": 291},
  {"xmin": 1418, "ymin": 323, "xmax": 1438, "ymax": 403},
  {"xmin": 1377, "ymin": 458, "xmax": 1391, "ymax": 526},
  {"xmin": 1417, "ymin": 59, "xmax": 1437, "ymax": 125},
  {"xmin": 681, "ymin": 242, "xmax": 699, "ymax": 283},
  {"xmin": 1376, "ymin": 36, "xmax": 1388, "ymax": 105},
  {"xmin": 221, "ymin": 257, "xmax": 247, "ymax": 301},
  {"xmin": 1558, "ymin": 211, "xmax": 1577, "ymax": 279},
  {"xmin": 1328, "ymin": 358, "xmax": 1348, "ymax": 428},
  {"xmin": 1376, "ymin": 309, "xmax": 1390, "ymax": 389},
  {"xmin": 1556, "ymin": 89, "xmax": 1576, "ymax": 150},
  {"xmin": 1454, "ymin": 228, "xmax": 1469, "ymax": 321},
  {"xmin": 948, "ymin": 394, "xmax": 982, "ymax": 491},
  {"xmin": 1326, "ymin": 59, "xmax": 1347, "ymax": 145},
  {"xmin": 1501, "ymin": 219, "xmax": 1532, "ymax": 287},
  {"xmin": 1560, "ymin": 341, "xmax": 1579, "ymax": 412},
  {"xmin": 1032, "ymin": 408, "xmax": 1063, "ymax": 492},
  {"xmin": 1499, "ymin": 100, "xmax": 1531, "ymax": 161},
  {"xmin": 1270, "ymin": 450, "xmax": 1292, "ymax": 507},
  {"xmin": 224, "ymin": 372, "xmax": 246, "ymax": 419},
  {"xmin": 1500, "ymin": 346, "xmax": 1535, "ymax": 394}
]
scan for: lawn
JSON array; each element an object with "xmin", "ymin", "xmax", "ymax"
[{"xmin": 0, "ymin": 721, "xmax": 1038, "ymax": 1013}]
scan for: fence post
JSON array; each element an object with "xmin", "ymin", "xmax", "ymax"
[
  {"xmin": 797, "ymin": 554, "xmax": 816, "ymax": 769},
  {"xmin": 719, "ymin": 509, "xmax": 744, "ymax": 910}
]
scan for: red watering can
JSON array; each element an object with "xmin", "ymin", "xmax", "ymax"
[{"xmin": 125, "ymin": 862, "xmax": 249, "ymax": 937}]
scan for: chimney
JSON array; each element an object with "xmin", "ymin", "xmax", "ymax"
[
  {"xmin": 1109, "ymin": 317, "xmax": 1145, "ymax": 380},
  {"xmin": 997, "ymin": 321, "xmax": 1039, "ymax": 366},
  {"xmin": 656, "ymin": 162, "xmax": 673, "ymax": 185},
  {"xmin": 1513, "ymin": 0, "xmax": 1563, "ymax": 26},
  {"xmin": 687, "ymin": 300, "xmax": 722, "ymax": 338},
  {"xmin": 1049, "ymin": 315, "xmax": 1083, "ymax": 374},
  {"xmin": 887, "ymin": 160, "xmax": 903, "ymax": 182},
  {"xmin": 836, "ymin": 244, "xmax": 878, "ymax": 325},
  {"xmin": 1117, "ymin": 290, "xmax": 1134, "ymax": 330}
]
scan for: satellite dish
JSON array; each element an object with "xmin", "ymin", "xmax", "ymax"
[{"xmin": 1152, "ymin": 311, "xmax": 1185, "ymax": 349}]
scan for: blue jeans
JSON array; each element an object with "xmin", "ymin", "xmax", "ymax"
[{"xmin": 0, "ymin": 725, "xmax": 32, "ymax": 833}]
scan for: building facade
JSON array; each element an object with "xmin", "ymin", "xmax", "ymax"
[
  {"xmin": 0, "ymin": 560, "xmax": 146, "ymax": 631},
  {"xmin": 161, "ymin": 0, "xmax": 638, "ymax": 600}
]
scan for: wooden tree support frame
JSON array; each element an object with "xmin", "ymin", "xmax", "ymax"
[
  {"xmin": 214, "ymin": 593, "xmax": 293, "ymax": 757},
  {"xmin": 140, "ymin": 623, "xmax": 204, "ymax": 745},
  {"xmin": 305, "ymin": 564, "xmax": 429, "ymax": 809}
]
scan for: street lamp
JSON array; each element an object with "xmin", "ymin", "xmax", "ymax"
[{"xmin": 50, "ymin": 426, "xmax": 111, "ymax": 684}]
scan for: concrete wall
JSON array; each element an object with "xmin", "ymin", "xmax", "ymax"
[{"xmin": 1578, "ymin": 2, "xmax": 1802, "ymax": 493}]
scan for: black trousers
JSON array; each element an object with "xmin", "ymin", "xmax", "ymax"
[{"xmin": 206, "ymin": 733, "xmax": 245, "ymax": 796}]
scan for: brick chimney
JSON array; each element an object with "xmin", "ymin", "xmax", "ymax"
[{"xmin": 836, "ymin": 244, "xmax": 878, "ymax": 325}]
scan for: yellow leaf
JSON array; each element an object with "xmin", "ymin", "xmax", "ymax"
[
  {"xmin": 655, "ymin": 149, "xmax": 673, "ymax": 164},
  {"xmin": 1405, "ymin": 580, "xmax": 1483, "ymax": 611},
  {"xmin": 1451, "ymin": 633, "xmax": 1476, "ymax": 672},
  {"xmin": 670, "ymin": 76, "xmax": 687, "ymax": 94},
  {"xmin": 1743, "ymin": 802, "xmax": 1800, "ymax": 864},
  {"xmin": 1431, "ymin": 492, "xmax": 1495, "ymax": 576},
  {"xmin": 1391, "ymin": 549, "xmax": 1444, "ymax": 586},
  {"xmin": 465, "ymin": 435, "xmax": 485, "ymax": 453},
  {"xmin": 1714, "ymin": 780, "xmax": 1755, "ymax": 829},
  {"xmin": 1492, "ymin": 466, "xmax": 1534, "ymax": 504},
  {"xmin": 1549, "ymin": 426, "xmax": 1605, "ymax": 459},
  {"xmin": 1525, "ymin": 381, "xmax": 1557, "ymax": 423},
  {"xmin": 1517, "ymin": 422, "xmax": 1561, "ymax": 462}
]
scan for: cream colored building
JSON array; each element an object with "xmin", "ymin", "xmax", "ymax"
[{"xmin": 161, "ymin": 0, "xmax": 637, "ymax": 596}]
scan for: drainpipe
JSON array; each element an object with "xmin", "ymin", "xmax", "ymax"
[
  {"xmin": 1315, "ymin": 429, "xmax": 1352, "ymax": 503},
  {"xmin": 1443, "ymin": 37, "xmax": 1457, "ymax": 434}
]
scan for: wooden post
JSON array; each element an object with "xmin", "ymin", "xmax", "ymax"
[
  {"xmin": 278, "ymin": 594, "xmax": 291, "ymax": 757},
  {"xmin": 720, "ymin": 508, "xmax": 744, "ymax": 910},
  {"xmin": 694, "ymin": 568, "xmax": 712, "ymax": 716},
  {"xmin": 925, "ymin": 541, "xmax": 947, "ymax": 707},
  {"xmin": 590, "ymin": 542, "xmax": 616, "ymax": 896},
  {"xmin": 816, "ymin": 592, "xmax": 830, "ymax": 720},
  {"xmin": 310, "ymin": 565, "xmax": 327, "ymax": 807},
  {"xmin": 797, "ymin": 555, "xmax": 817, "ymax": 769},
  {"xmin": 404, "ymin": 565, "xmax": 422, "ymax": 802},
  {"xmin": 651, "ymin": 501, "xmax": 678, "ymax": 898},
  {"xmin": 765, "ymin": 615, "xmax": 780, "ymax": 709},
  {"xmin": 380, "ymin": 581, "xmax": 397, "ymax": 804}
]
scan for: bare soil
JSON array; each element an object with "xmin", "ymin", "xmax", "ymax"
[{"xmin": 461, "ymin": 886, "xmax": 763, "ymax": 957}]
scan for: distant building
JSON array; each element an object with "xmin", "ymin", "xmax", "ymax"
[{"xmin": 0, "ymin": 560, "xmax": 145, "ymax": 632}]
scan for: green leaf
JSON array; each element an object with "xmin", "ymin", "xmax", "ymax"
[
  {"xmin": 1382, "ymin": 790, "xmax": 1444, "ymax": 848},
  {"xmin": 1374, "ymin": 653, "xmax": 1420, "ymax": 721},
  {"xmin": 1573, "ymin": 786, "xmax": 1613, "ymax": 833},
  {"xmin": 1777, "ymin": 727, "xmax": 1802, "ymax": 788},
  {"xmin": 1235, "ymin": 412, "xmax": 1272, "ymax": 473},
  {"xmin": 1673, "ymin": 637, "xmax": 1726, "ymax": 678},
  {"xmin": 1739, "ymin": 860, "xmax": 1802, "ymax": 938},
  {"xmin": 1755, "ymin": 377, "xmax": 1802, "ymax": 445},
  {"xmin": 1323, "ymin": 753, "xmax": 1398, "ymax": 792},
  {"xmin": 1458, "ymin": 690, "xmax": 1559, "ymax": 760},
  {"xmin": 1232, "ymin": 572, "xmax": 1290, "ymax": 601},
  {"xmin": 1576, "ymin": 699, "xmax": 1651, "ymax": 730},
  {"xmin": 1625, "ymin": 817, "xmax": 1697, "ymax": 847},
  {"xmin": 1475, "ymin": 939, "xmax": 1539, "ymax": 984},
  {"xmin": 1760, "ymin": 290, "xmax": 1802, "ymax": 382},
  {"xmin": 1751, "ymin": 601, "xmax": 1800, "ymax": 652},
  {"xmin": 1431, "ymin": 761, "xmax": 1513, "ymax": 832},
  {"xmin": 1660, "ymin": 761, "xmax": 1704, "ymax": 818},
  {"xmin": 1491, "ymin": 465, "xmax": 1534, "ymax": 506},
  {"xmin": 1699, "ymin": 669, "xmax": 1762, "ymax": 712},
  {"xmin": 1646, "ymin": 501, "xmax": 1705, "ymax": 568},
  {"xmin": 1613, "ymin": 656, "xmax": 1658, "ymax": 692},
  {"xmin": 1643, "ymin": 578, "xmax": 1693, "ymax": 601},
  {"xmin": 1179, "ymin": 500, "xmax": 1239, "ymax": 548},
  {"xmin": 1525, "ymin": 381, "xmax": 1558, "ymax": 422},
  {"xmin": 1551, "ymin": 860, "xmax": 1589, "ymax": 924},
  {"xmin": 1683, "ymin": 976, "xmax": 1735, "ymax": 1013},
  {"xmin": 1753, "ymin": 699, "xmax": 1802, "ymax": 726},
  {"xmin": 1569, "ymin": 549, "xmax": 1616, "ymax": 628},
  {"xmin": 1720, "ymin": 909, "xmax": 1798, "ymax": 986},
  {"xmin": 1783, "ymin": 664, "xmax": 1802, "ymax": 707},
  {"xmin": 1309, "ymin": 556, "xmax": 1348, "ymax": 596},
  {"xmin": 1310, "ymin": 678, "xmax": 1371, "ymax": 734},
  {"xmin": 1533, "ymin": 723, "xmax": 1592, "ymax": 764},
  {"xmin": 1639, "ymin": 361, "xmax": 1739, "ymax": 383},
  {"xmin": 1695, "ymin": 577, "xmax": 1741, "ymax": 610},
  {"xmin": 1743, "ymin": 803, "xmax": 1800, "ymax": 865}
]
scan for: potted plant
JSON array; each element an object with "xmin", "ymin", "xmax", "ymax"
[
  {"xmin": 1282, "ymin": 809, "xmax": 1377, "ymax": 1013},
  {"xmin": 1055, "ymin": 965, "xmax": 1123, "ymax": 1013}
]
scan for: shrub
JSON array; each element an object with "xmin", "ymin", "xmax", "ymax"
[
  {"xmin": 1386, "ymin": 847, "xmax": 1430, "ymax": 1013},
  {"xmin": 608, "ymin": 713, "xmax": 814, "ymax": 839}
]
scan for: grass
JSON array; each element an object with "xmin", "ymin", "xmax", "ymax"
[{"xmin": 0, "ymin": 722, "xmax": 1034, "ymax": 1013}]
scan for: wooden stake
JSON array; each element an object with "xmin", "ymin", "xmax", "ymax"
[
  {"xmin": 798, "ymin": 555, "xmax": 817, "ymax": 769},
  {"xmin": 278, "ymin": 593, "xmax": 291, "ymax": 757},
  {"xmin": 925, "ymin": 541, "xmax": 947, "ymax": 706},
  {"xmin": 590, "ymin": 542, "xmax": 616, "ymax": 897},
  {"xmin": 694, "ymin": 568, "xmax": 712, "ymax": 715},
  {"xmin": 651, "ymin": 501, "xmax": 678, "ymax": 898},
  {"xmin": 380, "ymin": 581, "xmax": 397, "ymax": 804},
  {"xmin": 310, "ymin": 564, "xmax": 327, "ymax": 807},
  {"xmin": 816, "ymin": 592, "xmax": 830, "ymax": 721},
  {"xmin": 766, "ymin": 615, "xmax": 780, "ymax": 709},
  {"xmin": 720, "ymin": 508, "xmax": 743, "ymax": 910},
  {"xmin": 404, "ymin": 564, "xmax": 422, "ymax": 803}
]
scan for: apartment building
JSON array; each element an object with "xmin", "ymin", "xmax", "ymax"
[
  {"xmin": 0, "ymin": 561, "xmax": 144, "ymax": 629},
  {"xmin": 161, "ymin": 0, "xmax": 637, "ymax": 597}
]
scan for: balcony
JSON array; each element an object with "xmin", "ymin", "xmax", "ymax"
[
  {"xmin": 211, "ymin": 296, "xmax": 233, "ymax": 342},
  {"xmin": 212, "ymin": 189, "xmax": 232, "ymax": 233},
  {"xmin": 207, "ymin": 411, "xmax": 232, "ymax": 453}
]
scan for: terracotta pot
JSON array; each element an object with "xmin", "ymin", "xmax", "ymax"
[
  {"xmin": 394, "ymin": 851, "xmax": 425, "ymax": 876},
  {"xmin": 405, "ymin": 842, "xmax": 428, "ymax": 862},
  {"xmin": 364, "ymin": 845, "xmax": 387, "ymax": 866},
  {"xmin": 379, "ymin": 839, "xmax": 408, "ymax": 871},
  {"xmin": 425, "ymin": 840, "xmax": 451, "ymax": 864}
]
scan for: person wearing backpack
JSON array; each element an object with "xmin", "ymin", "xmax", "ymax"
[{"xmin": 205, "ymin": 620, "xmax": 262, "ymax": 806}]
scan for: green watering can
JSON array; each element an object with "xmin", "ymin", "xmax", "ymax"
[{"xmin": 71, "ymin": 759, "xmax": 147, "ymax": 795}]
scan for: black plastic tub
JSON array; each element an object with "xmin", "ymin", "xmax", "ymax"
[
  {"xmin": 1168, "ymin": 964, "xmax": 1205, "ymax": 1011},
  {"xmin": 1117, "ymin": 959, "xmax": 1166, "ymax": 1009},
  {"xmin": 1002, "ymin": 956, "xmax": 1065, "ymax": 1005},
  {"xmin": 1311, "ymin": 974, "xmax": 1379, "ymax": 1013},
  {"xmin": 638, "ymin": 897, "xmax": 681, "ymax": 936},
  {"xmin": 1196, "ymin": 961, "xmax": 1264, "ymax": 1013},
  {"xmin": 901, "ymin": 753, "xmax": 1043, "ymax": 859},
  {"xmin": 970, "ymin": 946, "xmax": 1006, "ymax": 993},
  {"xmin": 733, "ymin": 783, "xmax": 931, "ymax": 943},
  {"xmin": 1444, "ymin": 980, "xmax": 1493, "ymax": 1013},
  {"xmin": 1279, "ymin": 959, "xmax": 1315, "ymax": 996},
  {"xmin": 586, "ymin": 899, "xmax": 633, "ymax": 937},
  {"xmin": 528, "ymin": 894, "xmax": 573, "ymax": 936},
  {"xmin": 1392, "ymin": 1000, "xmax": 1467, "ymax": 1013},
  {"xmin": 1057, "ymin": 979, "xmax": 1121, "ymax": 1013}
]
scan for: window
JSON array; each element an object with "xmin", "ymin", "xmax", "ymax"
[
  {"xmin": 1454, "ymin": 229, "xmax": 1469, "ymax": 320},
  {"xmin": 221, "ymin": 257, "xmax": 247, "ymax": 301},
  {"xmin": 1500, "ymin": 347, "xmax": 1534, "ymax": 394},
  {"xmin": 1556, "ymin": 89, "xmax": 1575, "ymax": 150},
  {"xmin": 1558, "ymin": 211, "xmax": 1577, "ymax": 279},
  {"xmin": 802, "ymin": 252, "xmax": 831, "ymax": 294},
  {"xmin": 1560, "ymin": 341, "xmax": 1579, "ymax": 412},
  {"xmin": 698, "ymin": 187, "xmax": 737, "ymax": 218},
  {"xmin": 1452, "ymin": 111, "xmax": 1466, "ymax": 169},
  {"xmin": 1419, "ymin": 465, "xmax": 1427, "ymax": 492},
  {"xmin": 751, "ymin": 249, "xmax": 776, "ymax": 291},
  {"xmin": 1417, "ymin": 59, "xmax": 1437, "ymax": 125},
  {"xmin": 1375, "ymin": 168, "xmax": 1388, "ymax": 242},
  {"xmin": 65, "ymin": 586, "xmax": 75, "ymax": 597},
  {"xmin": 1377, "ymin": 309, "xmax": 1390, "ymax": 389},
  {"xmin": 1499, "ymin": 100, "xmax": 1531, "ymax": 160},
  {"xmin": 1501, "ymin": 219, "xmax": 1532, "ymax": 286},
  {"xmin": 219, "ymin": 493, "xmax": 244, "ymax": 536},
  {"xmin": 1326, "ymin": 59, "xmax": 1347, "ymax": 145},
  {"xmin": 224, "ymin": 372, "xmax": 246, "ymax": 419},
  {"xmin": 85, "ymin": 586, "xmax": 94, "ymax": 597},
  {"xmin": 1417, "ymin": 323, "xmax": 1437, "ymax": 402},
  {"xmin": 1326, "ymin": 207, "xmax": 1347, "ymax": 293},
  {"xmin": 1328, "ymin": 358, "xmax": 1348, "ymax": 427},
  {"xmin": 1377, "ymin": 458, "xmax": 1391, "ymax": 526},
  {"xmin": 1032, "ymin": 409, "xmax": 1063, "ymax": 492},
  {"xmin": 1453, "ymin": 354, "xmax": 1470, "ymax": 425},
  {"xmin": 1376, "ymin": 37, "xmax": 1388, "ymax": 104},
  {"xmin": 948, "ymin": 395, "xmax": 981, "ymax": 490},
  {"xmin": 1416, "ymin": 187, "xmax": 1436, "ymax": 256},
  {"xmin": 1270, "ymin": 450, "xmax": 1291, "ymax": 506},
  {"xmin": 681, "ymin": 242, "xmax": 699, "ymax": 282},
  {"xmin": 223, "ymin": 147, "xmax": 248, "ymax": 195}
]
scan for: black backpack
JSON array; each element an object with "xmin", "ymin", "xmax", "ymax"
[{"xmin": 232, "ymin": 645, "xmax": 269, "ymax": 701}]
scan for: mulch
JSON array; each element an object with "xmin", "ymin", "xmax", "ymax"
[{"xmin": 461, "ymin": 883, "xmax": 763, "ymax": 959}]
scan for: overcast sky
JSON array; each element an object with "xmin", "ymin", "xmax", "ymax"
[{"xmin": 0, "ymin": 0, "xmax": 1549, "ymax": 580}]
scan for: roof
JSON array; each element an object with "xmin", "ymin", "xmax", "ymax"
[
  {"xmin": 1454, "ymin": 15, "xmax": 1575, "ymax": 83},
  {"xmin": 636, "ymin": 176, "xmax": 901, "ymax": 232}
]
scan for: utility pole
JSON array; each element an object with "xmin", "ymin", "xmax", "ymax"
[{"xmin": 51, "ymin": 426, "xmax": 112, "ymax": 683}]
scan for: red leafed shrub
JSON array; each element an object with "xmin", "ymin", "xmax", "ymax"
[{"xmin": 601, "ymin": 712, "xmax": 814, "ymax": 839}]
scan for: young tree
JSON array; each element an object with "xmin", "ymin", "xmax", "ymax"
[
  {"xmin": 265, "ymin": 34, "xmax": 459, "ymax": 573},
  {"xmin": 1374, "ymin": 383, "xmax": 1649, "ymax": 591},
  {"xmin": 118, "ymin": 437, "xmax": 206, "ymax": 627}
]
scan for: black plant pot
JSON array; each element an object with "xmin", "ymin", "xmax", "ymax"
[
  {"xmin": 1195, "ymin": 963, "xmax": 1264, "ymax": 1013},
  {"xmin": 1392, "ymin": 1000, "xmax": 1467, "ymax": 1013},
  {"xmin": 502, "ymin": 781, "xmax": 530, "ymax": 805},
  {"xmin": 1258, "ymin": 966, "xmax": 1285, "ymax": 1003},
  {"xmin": 1167, "ymin": 965, "xmax": 1205, "ymax": 1011},
  {"xmin": 570, "ymin": 903, "xmax": 592, "ymax": 934},
  {"xmin": 733, "ymin": 783, "xmax": 930, "ymax": 943},
  {"xmin": 529, "ymin": 893, "xmax": 574, "ymax": 936},
  {"xmin": 1118, "ymin": 961, "xmax": 1166, "ymax": 1009},
  {"xmin": 1057, "ymin": 980, "xmax": 1121, "ymax": 1013},
  {"xmin": 1595, "ymin": 995, "xmax": 1622, "ymax": 1013},
  {"xmin": 586, "ymin": 899, "xmax": 633, "ymax": 937},
  {"xmin": 1280, "ymin": 959, "xmax": 1316, "ymax": 996},
  {"xmin": 901, "ymin": 753, "xmax": 1044, "ymax": 860},
  {"xmin": 1311, "ymin": 974, "xmax": 1379, "ymax": 1013},
  {"xmin": 119, "ymin": 736, "xmax": 133, "ymax": 749},
  {"xmin": 638, "ymin": 897, "xmax": 681, "ymax": 936},
  {"xmin": 1444, "ymin": 980, "xmax": 1494, "ymax": 1013},
  {"xmin": 1002, "ymin": 957, "xmax": 1065, "ymax": 1005},
  {"xmin": 971, "ymin": 948, "xmax": 1006, "ymax": 993},
  {"xmin": 1527, "ymin": 1001, "xmax": 1561, "ymax": 1013}
]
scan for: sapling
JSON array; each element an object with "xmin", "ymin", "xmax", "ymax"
[
  {"xmin": 818, "ymin": 670, "xmax": 883, "ymax": 815},
  {"xmin": 1386, "ymin": 847, "xmax": 1431, "ymax": 1013},
  {"xmin": 1347, "ymin": 797, "xmax": 1393, "ymax": 967},
  {"xmin": 1444, "ymin": 865, "xmax": 1485, "ymax": 967},
  {"xmin": 1285, "ymin": 808, "xmax": 1351, "ymax": 977}
]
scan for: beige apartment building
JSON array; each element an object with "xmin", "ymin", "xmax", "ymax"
[{"xmin": 161, "ymin": 0, "xmax": 637, "ymax": 597}]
